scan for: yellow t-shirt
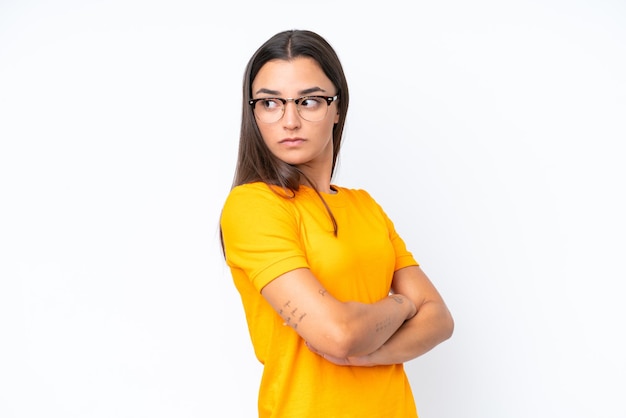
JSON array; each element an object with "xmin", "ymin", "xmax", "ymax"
[{"xmin": 221, "ymin": 182, "xmax": 419, "ymax": 418}]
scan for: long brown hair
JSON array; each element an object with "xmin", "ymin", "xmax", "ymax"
[{"xmin": 230, "ymin": 29, "xmax": 350, "ymax": 236}]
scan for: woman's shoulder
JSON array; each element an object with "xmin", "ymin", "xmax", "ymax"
[
  {"xmin": 223, "ymin": 182, "xmax": 295, "ymax": 210},
  {"xmin": 229, "ymin": 181, "xmax": 270, "ymax": 195},
  {"xmin": 333, "ymin": 185, "xmax": 376, "ymax": 201},
  {"xmin": 221, "ymin": 182, "xmax": 300, "ymax": 233},
  {"xmin": 331, "ymin": 185, "xmax": 388, "ymax": 213}
]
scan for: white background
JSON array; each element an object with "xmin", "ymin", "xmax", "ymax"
[{"xmin": 1, "ymin": 1, "xmax": 625, "ymax": 417}]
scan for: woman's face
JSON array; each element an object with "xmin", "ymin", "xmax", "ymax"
[{"xmin": 251, "ymin": 57, "xmax": 339, "ymax": 174}]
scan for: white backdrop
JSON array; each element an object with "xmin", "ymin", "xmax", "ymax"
[{"xmin": 1, "ymin": 1, "xmax": 625, "ymax": 417}]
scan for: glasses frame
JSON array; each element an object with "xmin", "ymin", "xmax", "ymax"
[{"xmin": 248, "ymin": 95, "xmax": 339, "ymax": 123}]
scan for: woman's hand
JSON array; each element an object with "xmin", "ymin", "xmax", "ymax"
[{"xmin": 306, "ymin": 266, "xmax": 454, "ymax": 367}]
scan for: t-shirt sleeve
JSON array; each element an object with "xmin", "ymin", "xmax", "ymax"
[
  {"xmin": 220, "ymin": 184, "xmax": 309, "ymax": 292},
  {"xmin": 360, "ymin": 189, "xmax": 419, "ymax": 271},
  {"xmin": 386, "ymin": 214, "xmax": 420, "ymax": 271}
]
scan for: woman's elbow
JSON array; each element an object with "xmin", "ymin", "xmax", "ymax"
[
  {"xmin": 442, "ymin": 309, "xmax": 455, "ymax": 341},
  {"xmin": 321, "ymin": 323, "xmax": 359, "ymax": 358},
  {"xmin": 310, "ymin": 317, "xmax": 364, "ymax": 358}
]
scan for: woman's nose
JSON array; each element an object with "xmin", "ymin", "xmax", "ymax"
[{"xmin": 282, "ymin": 101, "xmax": 301, "ymax": 127}]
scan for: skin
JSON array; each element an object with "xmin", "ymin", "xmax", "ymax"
[{"xmin": 252, "ymin": 57, "xmax": 454, "ymax": 363}]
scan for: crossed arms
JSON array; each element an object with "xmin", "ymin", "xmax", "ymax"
[{"xmin": 260, "ymin": 264, "xmax": 454, "ymax": 365}]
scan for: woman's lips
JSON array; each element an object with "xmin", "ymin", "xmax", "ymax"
[{"xmin": 279, "ymin": 138, "xmax": 305, "ymax": 147}]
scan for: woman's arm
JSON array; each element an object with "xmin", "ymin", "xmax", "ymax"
[
  {"xmin": 260, "ymin": 267, "xmax": 417, "ymax": 359},
  {"xmin": 317, "ymin": 265, "xmax": 454, "ymax": 366}
]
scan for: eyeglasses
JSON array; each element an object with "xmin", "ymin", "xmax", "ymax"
[{"xmin": 249, "ymin": 95, "xmax": 339, "ymax": 123}]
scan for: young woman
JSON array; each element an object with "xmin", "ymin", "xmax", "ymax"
[{"xmin": 220, "ymin": 29, "xmax": 454, "ymax": 418}]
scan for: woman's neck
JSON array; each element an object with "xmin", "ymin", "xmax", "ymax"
[{"xmin": 298, "ymin": 167, "xmax": 333, "ymax": 194}]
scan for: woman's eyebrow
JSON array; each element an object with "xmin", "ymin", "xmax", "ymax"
[
  {"xmin": 253, "ymin": 86, "xmax": 328, "ymax": 96},
  {"xmin": 254, "ymin": 88, "xmax": 280, "ymax": 96},
  {"xmin": 299, "ymin": 86, "xmax": 327, "ymax": 96}
]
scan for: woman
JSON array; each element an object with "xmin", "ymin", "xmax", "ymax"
[{"xmin": 220, "ymin": 29, "xmax": 454, "ymax": 418}]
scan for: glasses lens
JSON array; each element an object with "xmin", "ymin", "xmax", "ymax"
[
  {"xmin": 297, "ymin": 97, "xmax": 328, "ymax": 122},
  {"xmin": 253, "ymin": 99, "xmax": 284, "ymax": 123}
]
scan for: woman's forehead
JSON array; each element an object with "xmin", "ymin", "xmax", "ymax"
[{"xmin": 252, "ymin": 57, "xmax": 333, "ymax": 95}]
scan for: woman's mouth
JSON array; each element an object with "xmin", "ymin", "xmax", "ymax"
[{"xmin": 279, "ymin": 138, "xmax": 305, "ymax": 146}]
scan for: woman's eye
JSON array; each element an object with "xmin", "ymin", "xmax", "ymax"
[
  {"xmin": 300, "ymin": 97, "xmax": 323, "ymax": 109},
  {"xmin": 262, "ymin": 99, "xmax": 280, "ymax": 110}
]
